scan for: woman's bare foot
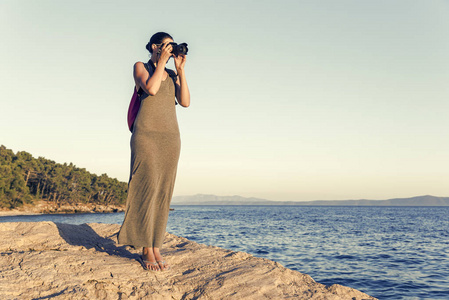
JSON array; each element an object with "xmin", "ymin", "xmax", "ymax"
[
  {"xmin": 142, "ymin": 247, "xmax": 160, "ymax": 271},
  {"xmin": 153, "ymin": 247, "xmax": 170, "ymax": 271}
]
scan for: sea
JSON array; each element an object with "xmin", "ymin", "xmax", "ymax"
[{"xmin": 1, "ymin": 205, "xmax": 448, "ymax": 300}]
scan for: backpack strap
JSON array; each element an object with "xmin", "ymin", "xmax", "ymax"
[
  {"xmin": 144, "ymin": 61, "xmax": 154, "ymax": 75},
  {"xmin": 137, "ymin": 62, "xmax": 153, "ymax": 97}
]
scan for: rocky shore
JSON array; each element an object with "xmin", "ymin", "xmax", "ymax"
[
  {"xmin": 0, "ymin": 221, "xmax": 376, "ymax": 299},
  {"xmin": 0, "ymin": 200, "xmax": 125, "ymax": 216}
]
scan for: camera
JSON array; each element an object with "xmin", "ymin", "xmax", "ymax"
[{"xmin": 168, "ymin": 42, "xmax": 188, "ymax": 56}]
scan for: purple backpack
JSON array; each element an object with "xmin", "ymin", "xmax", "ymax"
[{"xmin": 127, "ymin": 87, "xmax": 140, "ymax": 132}]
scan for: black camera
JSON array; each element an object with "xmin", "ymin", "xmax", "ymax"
[{"xmin": 168, "ymin": 42, "xmax": 188, "ymax": 56}]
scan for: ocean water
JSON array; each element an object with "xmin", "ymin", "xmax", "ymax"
[{"xmin": 1, "ymin": 205, "xmax": 448, "ymax": 300}]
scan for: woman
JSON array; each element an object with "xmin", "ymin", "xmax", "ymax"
[{"xmin": 117, "ymin": 32, "xmax": 190, "ymax": 271}]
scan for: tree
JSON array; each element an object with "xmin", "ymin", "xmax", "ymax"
[{"xmin": 0, "ymin": 145, "xmax": 127, "ymax": 209}]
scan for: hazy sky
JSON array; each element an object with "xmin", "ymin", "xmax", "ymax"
[{"xmin": 1, "ymin": 0, "xmax": 448, "ymax": 201}]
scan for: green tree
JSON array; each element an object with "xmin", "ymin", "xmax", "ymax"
[{"xmin": 0, "ymin": 145, "xmax": 127, "ymax": 209}]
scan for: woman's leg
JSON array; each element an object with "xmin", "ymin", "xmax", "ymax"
[
  {"xmin": 153, "ymin": 247, "xmax": 170, "ymax": 270},
  {"xmin": 142, "ymin": 247, "xmax": 160, "ymax": 271}
]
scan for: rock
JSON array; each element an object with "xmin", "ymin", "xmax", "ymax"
[
  {"xmin": 0, "ymin": 201, "xmax": 125, "ymax": 216},
  {"xmin": 0, "ymin": 222, "xmax": 376, "ymax": 299}
]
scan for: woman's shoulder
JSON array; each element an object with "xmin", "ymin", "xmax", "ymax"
[
  {"xmin": 134, "ymin": 61, "xmax": 152, "ymax": 76},
  {"xmin": 134, "ymin": 61, "xmax": 145, "ymax": 70}
]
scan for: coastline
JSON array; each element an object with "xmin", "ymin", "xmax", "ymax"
[
  {"xmin": 0, "ymin": 200, "xmax": 125, "ymax": 216},
  {"xmin": 0, "ymin": 221, "xmax": 376, "ymax": 299}
]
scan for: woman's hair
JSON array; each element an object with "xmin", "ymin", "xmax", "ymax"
[{"xmin": 146, "ymin": 32, "xmax": 173, "ymax": 54}]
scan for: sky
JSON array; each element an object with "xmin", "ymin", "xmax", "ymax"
[{"xmin": 1, "ymin": 0, "xmax": 448, "ymax": 201}]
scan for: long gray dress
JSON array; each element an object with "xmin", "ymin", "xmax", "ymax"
[{"xmin": 117, "ymin": 66, "xmax": 180, "ymax": 248}]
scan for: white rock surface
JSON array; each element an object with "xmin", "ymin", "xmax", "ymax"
[{"xmin": 0, "ymin": 222, "xmax": 376, "ymax": 299}]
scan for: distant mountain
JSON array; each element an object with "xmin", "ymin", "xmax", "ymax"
[
  {"xmin": 172, "ymin": 194, "xmax": 275, "ymax": 205},
  {"xmin": 171, "ymin": 194, "xmax": 449, "ymax": 206}
]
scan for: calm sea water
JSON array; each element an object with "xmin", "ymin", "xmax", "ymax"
[{"xmin": 1, "ymin": 206, "xmax": 448, "ymax": 300}]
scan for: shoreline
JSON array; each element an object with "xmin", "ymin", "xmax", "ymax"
[
  {"xmin": 0, "ymin": 210, "xmax": 42, "ymax": 217},
  {"xmin": 0, "ymin": 221, "xmax": 376, "ymax": 299},
  {"xmin": 0, "ymin": 200, "xmax": 125, "ymax": 217}
]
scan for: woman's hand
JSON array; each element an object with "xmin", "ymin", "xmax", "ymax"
[
  {"xmin": 157, "ymin": 43, "xmax": 173, "ymax": 65},
  {"xmin": 174, "ymin": 54, "xmax": 187, "ymax": 73}
]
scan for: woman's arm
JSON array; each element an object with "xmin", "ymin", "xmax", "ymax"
[
  {"xmin": 134, "ymin": 43, "xmax": 173, "ymax": 96},
  {"xmin": 174, "ymin": 54, "xmax": 190, "ymax": 107}
]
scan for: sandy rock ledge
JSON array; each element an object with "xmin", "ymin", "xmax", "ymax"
[{"xmin": 0, "ymin": 222, "xmax": 376, "ymax": 299}]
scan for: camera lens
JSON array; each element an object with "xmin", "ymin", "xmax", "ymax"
[{"xmin": 171, "ymin": 43, "xmax": 188, "ymax": 56}]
